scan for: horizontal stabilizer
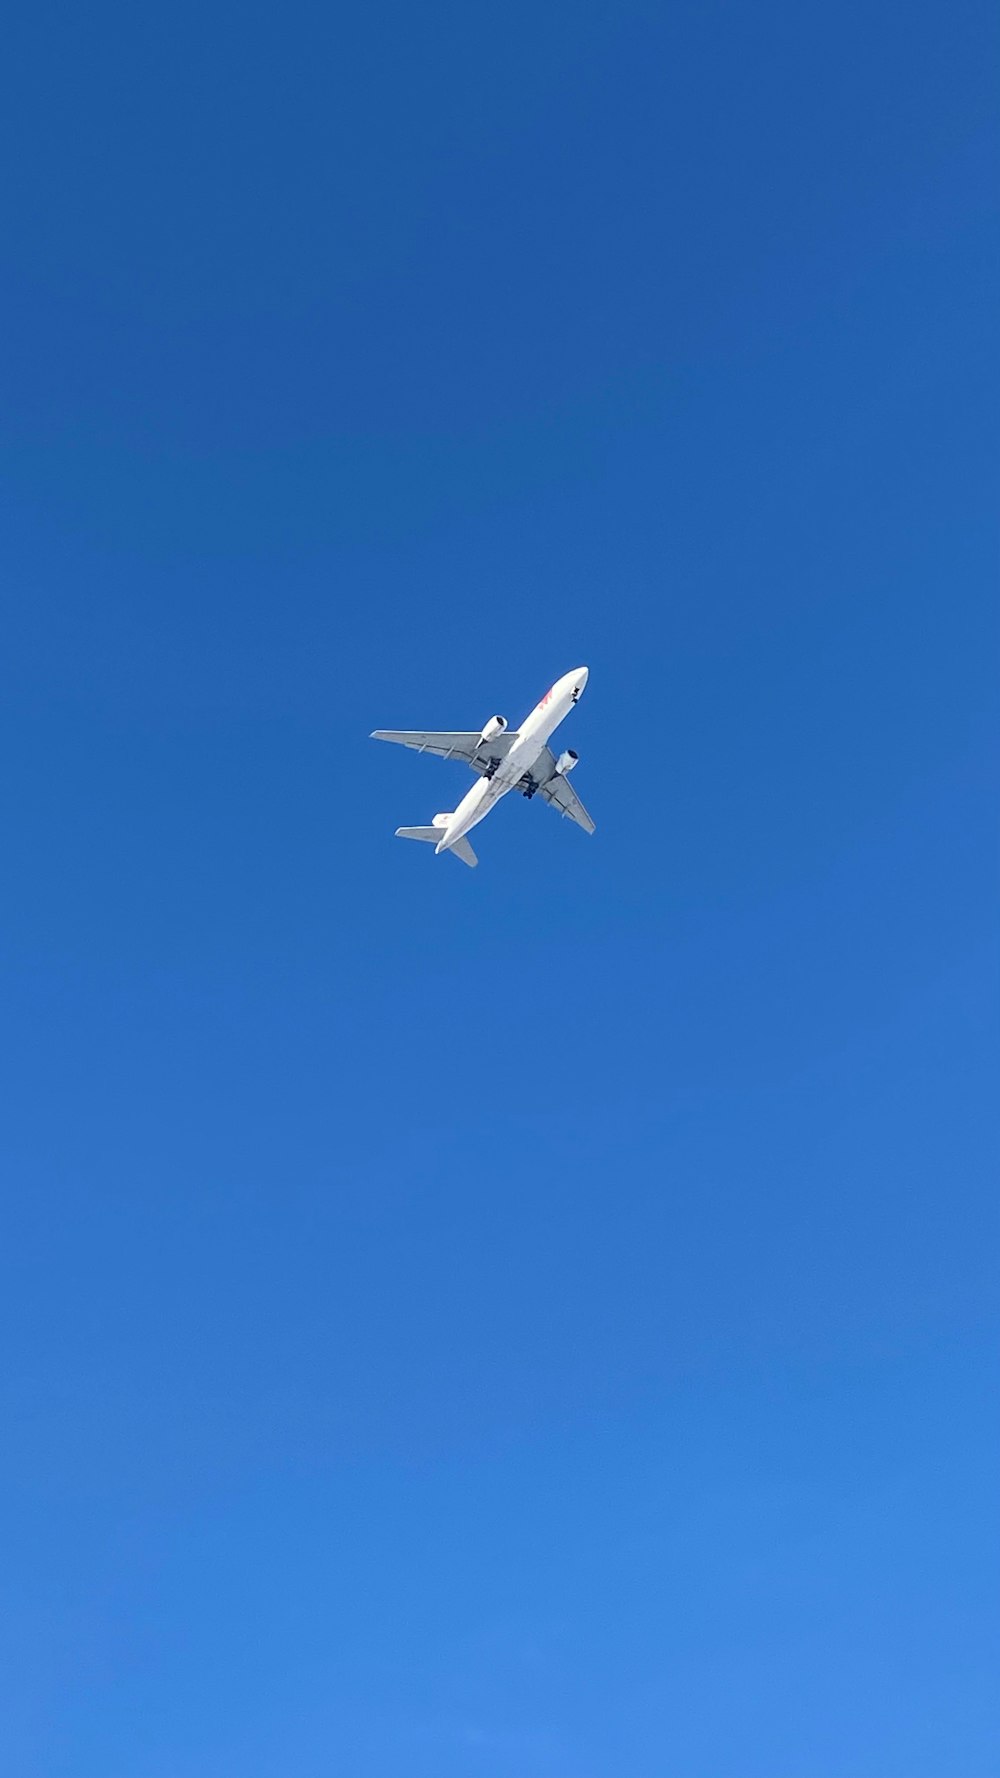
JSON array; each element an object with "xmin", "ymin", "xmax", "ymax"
[
  {"xmin": 394, "ymin": 825, "xmax": 478, "ymax": 867},
  {"xmin": 446, "ymin": 835, "xmax": 478, "ymax": 868}
]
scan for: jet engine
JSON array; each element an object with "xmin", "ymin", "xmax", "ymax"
[
  {"xmin": 555, "ymin": 749, "xmax": 579, "ymax": 776},
  {"xmin": 480, "ymin": 715, "xmax": 508, "ymax": 745}
]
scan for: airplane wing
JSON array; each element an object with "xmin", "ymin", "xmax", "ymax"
[
  {"xmin": 534, "ymin": 750, "xmax": 596, "ymax": 833},
  {"xmin": 371, "ymin": 730, "xmax": 520, "ymax": 772}
]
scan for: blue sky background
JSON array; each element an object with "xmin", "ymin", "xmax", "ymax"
[{"xmin": 1, "ymin": 2, "xmax": 997, "ymax": 1773}]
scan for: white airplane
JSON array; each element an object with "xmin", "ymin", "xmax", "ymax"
[{"xmin": 372, "ymin": 666, "xmax": 594, "ymax": 866}]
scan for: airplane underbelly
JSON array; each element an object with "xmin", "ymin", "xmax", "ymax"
[
  {"xmin": 502, "ymin": 739, "xmax": 543, "ymax": 786},
  {"xmin": 460, "ymin": 776, "xmax": 505, "ymax": 830}
]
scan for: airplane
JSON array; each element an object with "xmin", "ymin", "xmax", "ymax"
[{"xmin": 371, "ymin": 666, "xmax": 594, "ymax": 867}]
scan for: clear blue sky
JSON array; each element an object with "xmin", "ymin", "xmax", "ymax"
[{"xmin": 1, "ymin": 2, "xmax": 997, "ymax": 1773}]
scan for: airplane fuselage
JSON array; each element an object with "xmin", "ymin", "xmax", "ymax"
[{"xmin": 436, "ymin": 666, "xmax": 588, "ymax": 854}]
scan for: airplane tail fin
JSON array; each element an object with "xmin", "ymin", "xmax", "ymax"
[{"xmin": 394, "ymin": 822, "xmax": 478, "ymax": 868}]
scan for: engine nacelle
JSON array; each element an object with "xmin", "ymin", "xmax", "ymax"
[
  {"xmin": 555, "ymin": 749, "xmax": 579, "ymax": 776},
  {"xmin": 480, "ymin": 715, "xmax": 508, "ymax": 745}
]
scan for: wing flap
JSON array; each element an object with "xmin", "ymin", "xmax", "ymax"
[
  {"xmin": 371, "ymin": 729, "xmax": 520, "ymax": 772},
  {"xmin": 371, "ymin": 730, "xmax": 483, "ymax": 763},
  {"xmin": 538, "ymin": 760, "xmax": 596, "ymax": 833}
]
